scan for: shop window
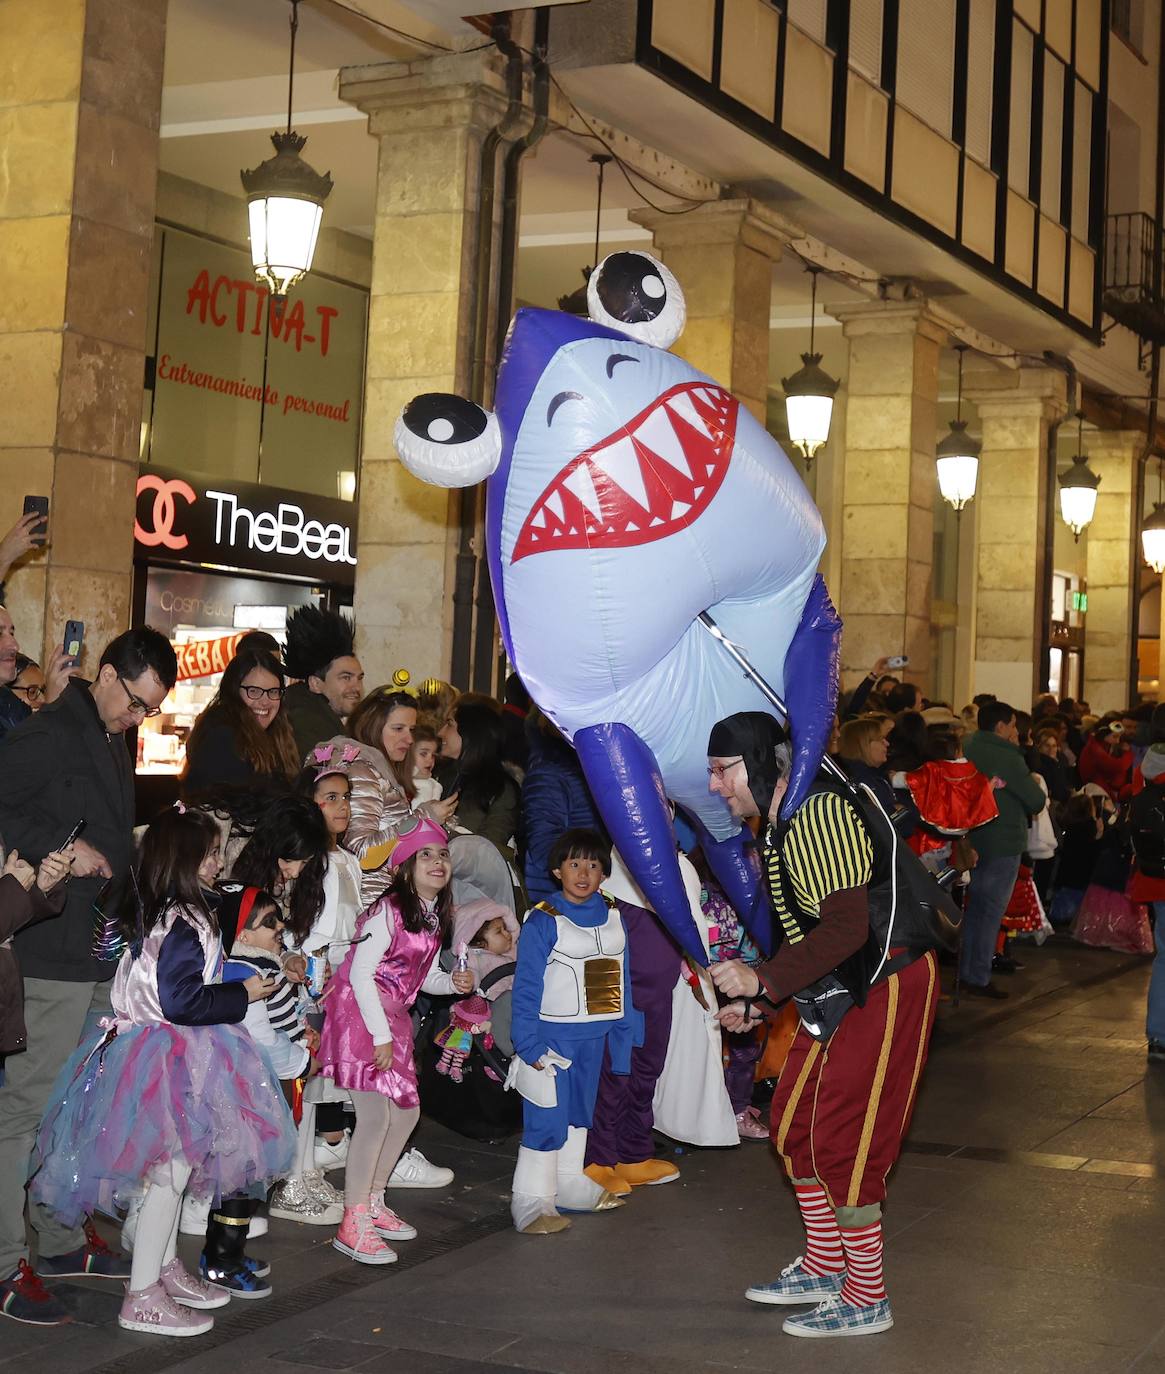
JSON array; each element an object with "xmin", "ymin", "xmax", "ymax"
[
  {"xmin": 849, "ymin": 0, "xmax": 883, "ymax": 83},
  {"xmin": 1008, "ymin": 19, "xmax": 1035, "ymax": 195},
  {"xmin": 964, "ymin": 0, "xmax": 995, "ymax": 164},
  {"xmin": 137, "ymin": 568, "xmax": 318, "ymax": 777},
  {"xmin": 145, "ymin": 226, "xmax": 366, "ymax": 503},
  {"xmin": 895, "ymin": 0, "xmax": 955, "ymax": 138}
]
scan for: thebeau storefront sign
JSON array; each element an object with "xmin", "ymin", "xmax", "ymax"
[{"xmin": 134, "ymin": 467, "xmax": 357, "ymax": 586}]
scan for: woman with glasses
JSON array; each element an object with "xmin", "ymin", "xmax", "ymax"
[
  {"xmin": 0, "ymin": 654, "xmax": 46, "ymax": 738},
  {"xmin": 181, "ymin": 648, "xmax": 299, "ymax": 798},
  {"xmin": 9, "ymin": 656, "xmax": 46, "ymax": 713}
]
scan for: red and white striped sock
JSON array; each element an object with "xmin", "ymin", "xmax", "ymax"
[
  {"xmin": 793, "ymin": 1184, "xmax": 845, "ymax": 1276},
  {"xmin": 839, "ymin": 1221, "xmax": 887, "ymax": 1306}
]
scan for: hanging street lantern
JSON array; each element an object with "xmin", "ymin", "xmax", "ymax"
[
  {"xmin": 1058, "ymin": 413, "xmax": 1101, "ymax": 541},
  {"xmin": 240, "ymin": 0, "xmax": 333, "ymax": 302},
  {"xmin": 782, "ymin": 265, "xmax": 839, "ymax": 465},
  {"xmin": 1142, "ymin": 502, "xmax": 1165, "ymax": 573},
  {"xmin": 936, "ymin": 345, "xmax": 980, "ymax": 514},
  {"xmin": 936, "ymin": 422, "xmax": 981, "ymax": 512}
]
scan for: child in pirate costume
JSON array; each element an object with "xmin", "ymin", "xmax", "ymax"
[
  {"xmin": 708, "ymin": 712, "xmax": 939, "ymax": 1340},
  {"xmin": 507, "ymin": 829, "xmax": 643, "ymax": 1234}
]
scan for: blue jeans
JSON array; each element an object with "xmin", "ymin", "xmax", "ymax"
[
  {"xmin": 1147, "ymin": 903, "xmax": 1165, "ymax": 1044},
  {"xmin": 959, "ymin": 853, "xmax": 1022, "ymax": 987}
]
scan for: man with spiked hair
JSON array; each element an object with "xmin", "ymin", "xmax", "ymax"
[{"xmin": 282, "ymin": 606, "xmax": 364, "ymax": 762}]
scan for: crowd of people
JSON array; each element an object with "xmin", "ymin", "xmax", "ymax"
[
  {"xmin": 0, "ymin": 605, "xmax": 757, "ymax": 1334},
  {"xmin": 1, "ymin": 593, "xmax": 1162, "ymax": 1343},
  {"xmin": 835, "ymin": 658, "xmax": 1165, "ymax": 986}
]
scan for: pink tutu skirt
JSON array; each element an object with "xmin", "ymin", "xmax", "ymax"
[
  {"xmin": 317, "ymin": 980, "xmax": 419, "ymax": 1107},
  {"xmin": 29, "ymin": 1020, "xmax": 296, "ymax": 1228}
]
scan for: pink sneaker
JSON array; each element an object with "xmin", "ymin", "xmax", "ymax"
[
  {"xmin": 160, "ymin": 1258, "xmax": 229, "ymax": 1310},
  {"xmin": 368, "ymin": 1193, "xmax": 418, "ymax": 1241},
  {"xmin": 332, "ymin": 1205, "xmax": 398, "ymax": 1265},
  {"xmin": 736, "ymin": 1107, "xmax": 770, "ymax": 1141},
  {"xmin": 118, "ymin": 1281, "xmax": 215, "ymax": 1336}
]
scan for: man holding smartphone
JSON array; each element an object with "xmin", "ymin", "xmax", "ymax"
[{"xmin": 0, "ymin": 627, "xmax": 177, "ymax": 1325}]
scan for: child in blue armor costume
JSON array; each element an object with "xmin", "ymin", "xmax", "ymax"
[{"xmin": 508, "ymin": 828, "xmax": 643, "ymax": 1234}]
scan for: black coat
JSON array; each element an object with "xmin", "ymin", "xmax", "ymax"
[{"xmin": 0, "ymin": 680, "xmax": 133, "ymax": 982}]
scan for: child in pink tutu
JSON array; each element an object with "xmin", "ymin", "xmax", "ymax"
[
  {"xmin": 28, "ymin": 806, "xmax": 295, "ymax": 1338},
  {"xmin": 317, "ymin": 818, "xmax": 473, "ymax": 1264}
]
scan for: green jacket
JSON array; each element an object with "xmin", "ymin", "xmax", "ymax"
[
  {"xmin": 963, "ymin": 728, "xmax": 1046, "ymax": 859},
  {"xmin": 284, "ymin": 681, "xmax": 345, "ymax": 765}
]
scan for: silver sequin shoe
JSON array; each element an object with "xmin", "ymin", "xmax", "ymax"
[{"xmin": 268, "ymin": 1176, "xmax": 344, "ymax": 1226}]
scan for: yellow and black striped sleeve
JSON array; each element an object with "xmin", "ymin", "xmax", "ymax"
[{"xmin": 783, "ymin": 792, "xmax": 874, "ymax": 916}]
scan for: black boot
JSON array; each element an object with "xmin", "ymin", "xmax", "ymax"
[{"xmin": 199, "ymin": 1196, "xmax": 271, "ymax": 1299}]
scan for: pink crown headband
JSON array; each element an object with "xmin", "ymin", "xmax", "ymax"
[{"xmin": 312, "ymin": 742, "xmax": 360, "ymax": 779}]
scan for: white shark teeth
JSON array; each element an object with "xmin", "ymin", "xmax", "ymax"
[
  {"xmin": 562, "ymin": 463, "xmax": 602, "ymax": 519},
  {"xmin": 592, "ymin": 435, "xmax": 650, "ymax": 512},
  {"xmin": 634, "ymin": 405, "xmax": 691, "ymax": 479},
  {"xmin": 665, "ymin": 390, "xmax": 714, "ymax": 441}
]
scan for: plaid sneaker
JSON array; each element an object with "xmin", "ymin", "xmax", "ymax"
[
  {"xmin": 782, "ymin": 1295, "xmax": 894, "ymax": 1338},
  {"xmin": 745, "ymin": 1257, "xmax": 845, "ymax": 1306}
]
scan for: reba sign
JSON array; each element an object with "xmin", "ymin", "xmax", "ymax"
[
  {"xmin": 173, "ymin": 633, "xmax": 248, "ymax": 682},
  {"xmin": 135, "ymin": 467, "xmax": 357, "ymax": 586}
]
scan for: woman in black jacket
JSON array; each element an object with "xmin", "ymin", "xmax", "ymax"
[{"xmin": 181, "ymin": 649, "xmax": 299, "ymax": 798}]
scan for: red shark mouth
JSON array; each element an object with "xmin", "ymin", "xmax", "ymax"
[{"xmin": 512, "ymin": 382, "xmax": 738, "ymax": 562}]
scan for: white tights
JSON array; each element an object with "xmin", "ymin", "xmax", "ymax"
[
  {"xmin": 294, "ymin": 1101, "xmax": 318, "ymax": 1178},
  {"xmin": 129, "ymin": 1162, "xmax": 191, "ymax": 1294},
  {"xmin": 344, "ymin": 1091, "xmax": 419, "ymax": 1208}
]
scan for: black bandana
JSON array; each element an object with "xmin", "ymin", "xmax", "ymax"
[{"xmin": 707, "ymin": 712, "xmax": 789, "ymax": 821}]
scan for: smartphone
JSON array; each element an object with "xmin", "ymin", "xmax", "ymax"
[
  {"xmin": 60, "ymin": 819, "xmax": 86, "ymax": 849},
  {"xmin": 63, "ymin": 620, "xmax": 84, "ymax": 667},
  {"xmin": 885, "ymin": 655, "xmax": 909, "ymax": 670},
  {"xmin": 22, "ymin": 496, "xmax": 48, "ymax": 547}
]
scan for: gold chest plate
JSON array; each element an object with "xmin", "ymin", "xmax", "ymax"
[{"xmin": 584, "ymin": 957, "xmax": 622, "ymax": 1015}]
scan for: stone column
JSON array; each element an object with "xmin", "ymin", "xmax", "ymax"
[
  {"xmin": 339, "ymin": 51, "xmax": 512, "ymax": 686},
  {"xmin": 1084, "ymin": 430, "xmax": 1141, "ymax": 713},
  {"xmin": 0, "ymin": 0, "xmax": 165, "ymax": 670},
  {"xmin": 630, "ymin": 199, "xmax": 785, "ymax": 424},
  {"xmin": 828, "ymin": 302, "xmax": 946, "ymax": 691},
  {"xmin": 964, "ymin": 368, "xmax": 1069, "ymax": 706}
]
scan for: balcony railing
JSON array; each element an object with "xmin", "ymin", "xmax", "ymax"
[{"xmin": 1104, "ymin": 212, "xmax": 1165, "ymax": 344}]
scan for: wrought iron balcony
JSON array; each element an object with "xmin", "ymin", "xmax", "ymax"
[{"xmin": 1104, "ymin": 212, "xmax": 1165, "ymax": 343}]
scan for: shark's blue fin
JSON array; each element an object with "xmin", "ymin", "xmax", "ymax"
[
  {"xmin": 781, "ymin": 574, "xmax": 842, "ymax": 819},
  {"xmin": 574, "ymin": 722, "xmax": 707, "ymax": 964},
  {"xmin": 685, "ymin": 812, "xmax": 773, "ymax": 956}
]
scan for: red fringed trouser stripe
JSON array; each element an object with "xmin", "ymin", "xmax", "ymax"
[{"xmin": 770, "ymin": 951, "xmax": 939, "ymax": 1212}]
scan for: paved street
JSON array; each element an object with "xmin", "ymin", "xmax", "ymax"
[{"xmin": 11, "ymin": 939, "xmax": 1165, "ymax": 1374}]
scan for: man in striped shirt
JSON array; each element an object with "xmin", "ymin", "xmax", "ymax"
[{"xmin": 707, "ymin": 712, "xmax": 938, "ymax": 1340}]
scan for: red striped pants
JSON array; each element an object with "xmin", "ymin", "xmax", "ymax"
[{"xmin": 769, "ymin": 950, "xmax": 938, "ymax": 1214}]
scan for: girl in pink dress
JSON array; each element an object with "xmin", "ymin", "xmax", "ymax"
[{"xmin": 317, "ymin": 818, "xmax": 473, "ymax": 1263}]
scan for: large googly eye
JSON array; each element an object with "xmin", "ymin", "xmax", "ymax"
[
  {"xmin": 587, "ymin": 251, "xmax": 686, "ymax": 349},
  {"xmin": 394, "ymin": 394, "xmax": 502, "ymax": 487}
]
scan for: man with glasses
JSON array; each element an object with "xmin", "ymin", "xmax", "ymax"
[
  {"xmin": 707, "ymin": 711, "xmax": 938, "ymax": 1341},
  {"xmin": 0, "ymin": 627, "xmax": 177, "ymax": 1325}
]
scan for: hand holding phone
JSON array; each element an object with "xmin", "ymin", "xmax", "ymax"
[
  {"xmin": 885, "ymin": 655, "xmax": 909, "ymax": 670},
  {"xmin": 21, "ymin": 496, "xmax": 48, "ymax": 548},
  {"xmin": 62, "ymin": 620, "xmax": 84, "ymax": 668}
]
